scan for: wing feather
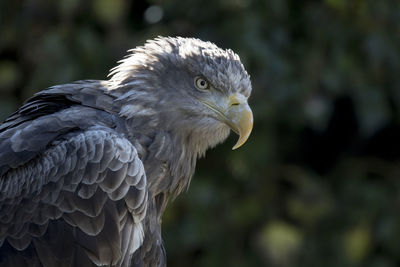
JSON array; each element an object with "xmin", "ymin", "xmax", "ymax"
[
  {"xmin": 77, "ymin": 183, "xmax": 99, "ymax": 199},
  {"xmin": 0, "ymin": 129, "xmax": 147, "ymax": 266}
]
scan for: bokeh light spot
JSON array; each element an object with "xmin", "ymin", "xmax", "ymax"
[{"xmin": 144, "ymin": 5, "xmax": 163, "ymax": 24}]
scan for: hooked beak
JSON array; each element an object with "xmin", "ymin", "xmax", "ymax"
[
  {"xmin": 225, "ymin": 93, "xmax": 253, "ymax": 149},
  {"xmin": 200, "ymin": 93, "xmax": 253, "ymax": 149}
]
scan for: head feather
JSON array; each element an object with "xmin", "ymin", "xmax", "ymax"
[{"xmin": 108, "ymin": 36, "xmax": 251, "ymax": 97}]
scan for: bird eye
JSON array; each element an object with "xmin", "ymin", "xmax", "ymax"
[{"xmin": 194, "ymin": 77, "xmax": 209, "ymax": 91}]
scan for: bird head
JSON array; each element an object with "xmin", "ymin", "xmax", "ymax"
[{"xmin": 109, "ymin": 37, "xmax": 253, "ymax": 151}]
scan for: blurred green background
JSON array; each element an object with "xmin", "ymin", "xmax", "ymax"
[{"xmin": 1, "ymin": 0, "xmax": 400, "ymax": 266}]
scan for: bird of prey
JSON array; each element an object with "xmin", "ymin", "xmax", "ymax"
[{"xmin": 0, "ymin": 36, "xmax": 253, "ymax": 266}]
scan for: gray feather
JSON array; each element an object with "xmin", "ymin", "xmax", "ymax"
[
  {"xmin": 100, "ymin": 164, "xmax": 129, "ymax": 193},
  {"xmin": 0, "ymin": 36, "xmax": 253, "ymax": 267},
  {"xmin": 63, "ymin": 210, "xmax": 105, "ymax": 236},
  {"xmin": 77, "ymin": 183, "xmax": 99, "ymax": 199},
  {"xmin": 0, "ymin": 128, "xmax": 148, "ymax": 265}
]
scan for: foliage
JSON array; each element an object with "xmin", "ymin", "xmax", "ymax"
[{"xmin": 1, "ymin": 0, "xmax": 400, "ymax": 266}]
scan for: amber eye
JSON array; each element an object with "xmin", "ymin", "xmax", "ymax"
[{"xmin": 194, "ymin": 77, "xmax": 209, "ymax": 90}]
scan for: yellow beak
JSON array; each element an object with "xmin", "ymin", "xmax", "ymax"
[
  {"xmin": 199, "ymin": 93, "xmax": 253, "ymax": 150},
  {"xmin": 225, "ymin": 93, "xmax": 253, "ymax": 150}
]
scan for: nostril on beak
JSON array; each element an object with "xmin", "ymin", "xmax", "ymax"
[{"xmin": 228, "ymin": 94, "xmax": 241, "ymax": 108}]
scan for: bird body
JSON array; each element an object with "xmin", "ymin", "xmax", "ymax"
[{"xmin": 0, "ymin": 37, "xmax": 252, "ymax": 266}]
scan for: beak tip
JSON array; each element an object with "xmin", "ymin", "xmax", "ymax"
[
  {"xmin": 231, "ymin": 136, "xmax": 249, "ymax": 150},
  {"xmin": 230, "ymin": 109, "xmax": 253, "ymax": 150}
]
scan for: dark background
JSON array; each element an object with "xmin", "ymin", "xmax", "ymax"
[{"xmin": 1, "ymin": 0, "xmax": 400, "ymax": 266}]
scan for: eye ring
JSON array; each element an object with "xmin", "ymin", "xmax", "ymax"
[{"xmin": 194, "ymin": 77, "xmax": 209, "ymax": 91}]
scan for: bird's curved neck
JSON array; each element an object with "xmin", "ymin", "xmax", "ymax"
[{"xmin": 108, "ymin": 83, "xmax": 230, "ymax": 197}]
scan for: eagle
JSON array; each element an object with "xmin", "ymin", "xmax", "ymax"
[{"xmin": 0, "ymin": 37, "xmax": 253, "ymax": 266}]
